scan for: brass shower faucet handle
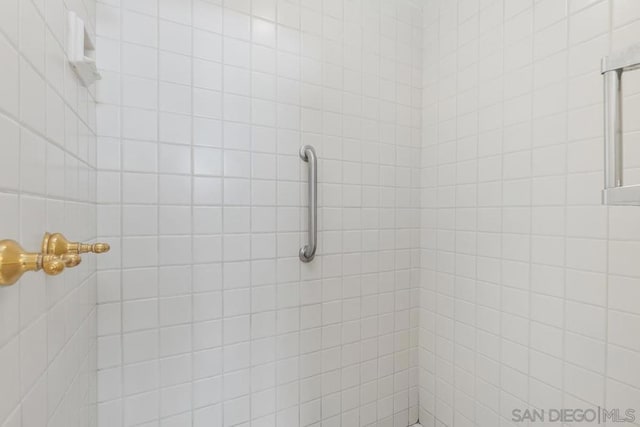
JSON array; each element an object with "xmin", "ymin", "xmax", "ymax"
[
  {"xmin": 42, "ymin": 232, "xmax": 110, "ymax": 256},
  {"xmin": 0, "ymin": 240, "xmax": 81, "ymax": 286}
]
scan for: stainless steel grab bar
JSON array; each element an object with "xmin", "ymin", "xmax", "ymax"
[
  {"xmin": 603, "ymin": 69, "xmax": 622, "ymax": 190},
  {"xmin": 299, "ymin": 145, "xmax": 317, "ymax": 262},
  {"xmin": 601, "ymin": 43, "xmax": 640, "ymax": 205}
]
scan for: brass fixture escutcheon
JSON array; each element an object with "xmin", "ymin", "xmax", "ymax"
[
  {"xmin": 0, "ymin": 240, "xmax": 81, "ymax": 286},
  {"xmin": 42, "ymin": 232, "xmax": 110, "ymax": 257}
]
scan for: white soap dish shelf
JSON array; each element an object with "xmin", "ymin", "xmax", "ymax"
[{"xmin": 67, "ymin": 11, "xmax": 101, "ymax": 87}]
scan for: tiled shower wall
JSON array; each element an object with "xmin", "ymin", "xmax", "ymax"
[
  {"xmin": 95, "ymin": 0, "xmax": 422, "ymax": 426},
  {"xmin": 0, "ymin": 0, "xmax": 98, "ymax": 426},
  {"xmin": 420, "ymin": 0, "xmax": 640, "ymax": 426}
]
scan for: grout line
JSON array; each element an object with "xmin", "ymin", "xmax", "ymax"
[
  {"xmin": 16, "ymin": 0, "xmax": 24, "ymax": 418},
  {"xmin": 155, "ymin": 1, "xmax": 161, "ymax": 424},
  {"xmin": 497, "ymin": 0, "xmax": 506, "ymax": 423},
  {"xmin": 118, "ymin": 1, "xmax": 125, "ymax": 425},
  {"xmin": 527, "ymin": 0, "xmax": 538, "ymax": 416},
  {"xmin": 603, "ymin": 0, "xmax": 613, "ymax": 416},
  {"xmin": 294, "ymin": 0, "xmax": 304, "ymax": 424},
  {"xmin": 269, "ymin": 0, "xmax": 281, "ymax": 423},
  {"xmin": 561, "ymin": 0, "xmax": 570, "ymax": 420},
  {"xmin": 450, "ymin": 0, "xmax": 460, "ymax": 422},
  {"xmin": 220, "ymin": 0, "xmax": 226, "ymax": 423},
  {"xmin": 375, "ymin": 3, "xmax": 382, "ymax": 423},
  {"xmin": 248, "ymin": 0, "xmax": 254, "ymax": 423},
  {"xmin": 431, "ymin": 0, "xmax": 442, "ymax": 424},
  {"xmin": 190, "ymin": 1, "xmax": 196, "ymax": 425},
  {"xmin": 473, "ymin": 0, "xmax": 481, "ymax": 424}
]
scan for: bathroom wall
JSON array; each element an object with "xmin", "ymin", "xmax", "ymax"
[
  {"xmin": 0, "ymin": 0, "xmax": 98, "ymax": 426},
  {"xmin": 95, "ymin": 0, "xmax": 422, "ymax": 426},
  {"xmin": 420, "ymin": 0, "xmax": 640, "ymax": 426}
]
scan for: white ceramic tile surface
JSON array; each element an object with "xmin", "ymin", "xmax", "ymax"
[
  {"xmin": 96, "ymin": 0, "xmax": 422, "ymax": 426},
  {"xmin": 420, "ymin": 0, "xmax": 640, "ymax": 426},
  {"xmin": 0, "ymin": 0, "xmax": 98, "ymax": 426}
]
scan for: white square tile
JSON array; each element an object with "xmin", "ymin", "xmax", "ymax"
[
  {"xmin": 160, "ymin": 0, "xmax": 192, "ymax": 25},
  {"xmin": 19, "ymin": 60, "xmax": 45, "ymax": 134},
  {"xmin": 194, "ymin": 1, "xmax": 223, "ymax": 33},
  {"xmin": 160, "ymin": 19, "xmax": 192, "ymax": 54},
  {"xmin": 123, "ymin": 10, "xmax": 158, "ymax": 47},
  {"xmin": 194, "ymin": 29, "xmax": 222, "ymax": 61}
]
